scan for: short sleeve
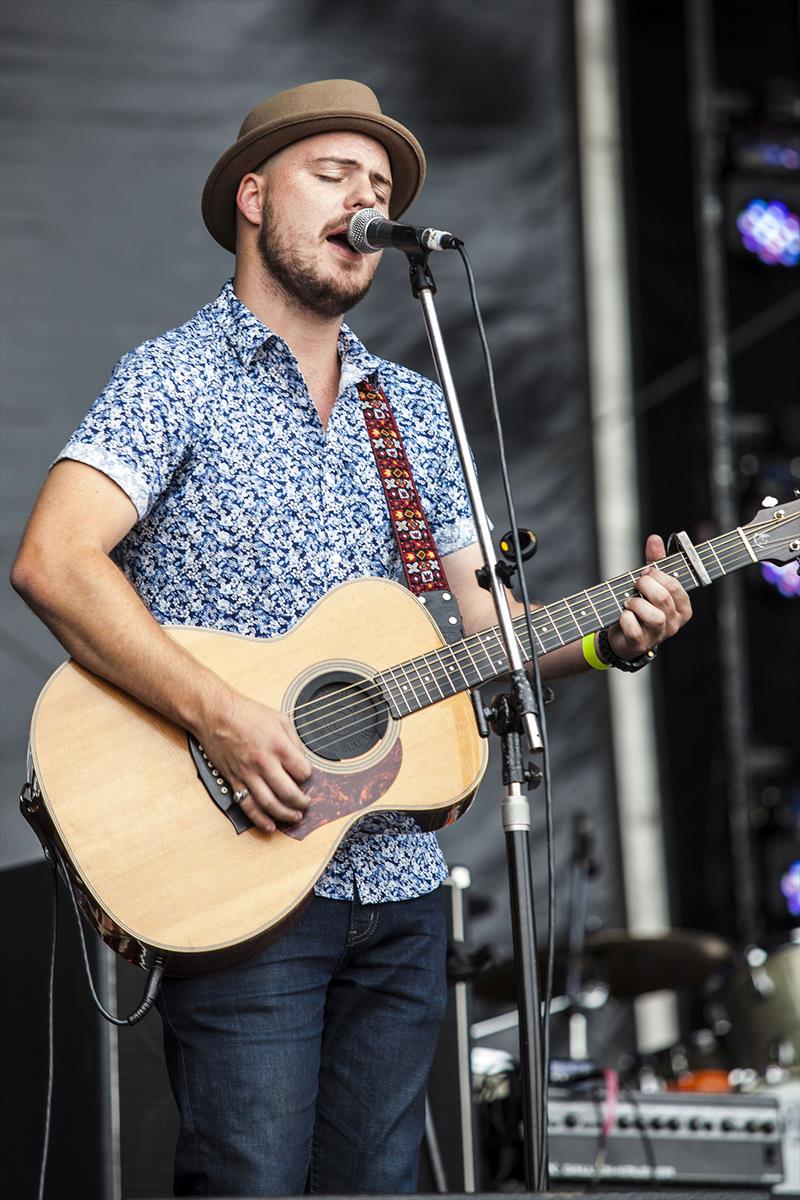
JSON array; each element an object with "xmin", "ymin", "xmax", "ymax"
[{"xmin": 55, "ymin": 345, "xmax": 191, "ymax": 520}]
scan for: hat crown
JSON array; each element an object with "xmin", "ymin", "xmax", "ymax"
[{"xmin": 238, "ymin": 79, "xmax": 383, "ymax": 139}]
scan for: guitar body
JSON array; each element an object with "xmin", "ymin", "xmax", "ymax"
[
  {"xmin": 23, "ymin": 496, "xmax": 799, "ymax": 974},
  {"xmin": 26, "ymin": 578, "xmax": 488, "ymax": 974}
]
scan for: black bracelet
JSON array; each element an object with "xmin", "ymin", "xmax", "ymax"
[{"xmin": 597, "ymin": 626, "xmax": 658, "ymax": 673}]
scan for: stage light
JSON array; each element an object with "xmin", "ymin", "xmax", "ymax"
[
  {"xmin": 760, "ymin": 562, "xmax": 800, "ymax": 598},
  {"xmin": 780, "ymin": 859, "xmax": 800, "ymax": 918},
  {"xmin": 735, "ymin": 198, "xmax": 800, "ymax": 266}
]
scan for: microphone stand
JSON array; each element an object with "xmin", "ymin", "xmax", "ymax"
[{"xmin": 406, "ymin": 252, "xmax": 547, "ymax": 1190}]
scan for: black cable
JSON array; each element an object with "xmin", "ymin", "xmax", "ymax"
[
  {"xmin": 38, "ymin": 860, "xmax": 58, "ymax": 1200},
  {"xmin": 457, "ymin": 244, "xmax": 556, "ymax": 1191},
  {"xmin": 51, "ymin": 843, "xmax": 166, "ymax": 1026},
  {"xmin": 622, "ymin": 1083, "xmax": 657, "ymax": 1182}
]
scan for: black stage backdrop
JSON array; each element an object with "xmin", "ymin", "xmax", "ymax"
[{"xmin": 1, "ymin": 0, "xmax": 622, "ymax": 1024}]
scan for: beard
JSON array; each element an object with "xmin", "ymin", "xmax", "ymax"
[{"xmin": 256, "ymin": 201, "xmax": 376, "ymax": 319}]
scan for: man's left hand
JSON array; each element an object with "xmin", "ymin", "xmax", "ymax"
[{"xmin": 606, "ymin": 534, "xmax": 693, "ymax": 661}]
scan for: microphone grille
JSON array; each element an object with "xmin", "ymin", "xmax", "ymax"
[{"xmin": 347, "ymin": 208, "xmax": 384, "ymax": 254}]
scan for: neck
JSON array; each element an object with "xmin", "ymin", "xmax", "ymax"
[
  {"xmin": 233, "ymin": 259, "xmax": 342, "ymax": 385},
  {"xmin": 376, "ymin": 523, "xmax": 762, "ymax": 719}
]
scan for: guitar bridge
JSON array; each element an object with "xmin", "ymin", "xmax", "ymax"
[{"xmin": 187, "ymin": 735, "xmax": 253, "ymax": 835}]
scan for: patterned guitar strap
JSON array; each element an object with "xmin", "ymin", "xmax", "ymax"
[{"xmin": 356, "ymin": 376, "xmax": 452, "ymax": 600}]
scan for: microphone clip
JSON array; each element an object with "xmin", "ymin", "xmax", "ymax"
[{"xmin": 408, "ymin": 252, "xmax": 437, "ymax": 299}]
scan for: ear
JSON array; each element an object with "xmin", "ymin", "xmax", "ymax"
[{"xmin": 235, "ymin": 173, "xmax": 265, "ymax": 228}]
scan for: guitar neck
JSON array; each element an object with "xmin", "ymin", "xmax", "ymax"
[{"xmin": 377, "ymin": 525, "xmax": 757, "ymax": 718}]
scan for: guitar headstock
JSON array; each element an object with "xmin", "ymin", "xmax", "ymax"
[{"xmin": 745, "ymin": 494, "xmax": 800, "ymax": 567}]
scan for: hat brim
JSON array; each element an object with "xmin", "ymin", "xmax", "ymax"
[{"xmin": 202, "ymin": 110, "xmax": 425, "ymax": 254}]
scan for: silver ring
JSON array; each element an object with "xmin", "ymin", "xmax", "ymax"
[{"xmin": 232, "ymin": 787, "xmax": 250, "ymax": 806}]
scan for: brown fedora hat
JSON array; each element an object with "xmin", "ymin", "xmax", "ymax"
[{"xmin": 202, "ymin": 79, "xmax": 426, "ymax": 253}]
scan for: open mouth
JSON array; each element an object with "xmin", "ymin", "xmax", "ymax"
[{"xmin": 325, "ymin": 228, "xmax": 360, "ymax": 256}]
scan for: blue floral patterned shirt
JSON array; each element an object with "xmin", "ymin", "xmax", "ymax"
[{"xmin": 58, "ymin": 280, "xmax": 478, "ymax": 903}]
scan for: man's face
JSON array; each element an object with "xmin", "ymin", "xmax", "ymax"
[{"xmin": 254, "ymin": 131, "xmax": 392, "ymax": 319}]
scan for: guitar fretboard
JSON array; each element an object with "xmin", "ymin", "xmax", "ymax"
[{"xmin": 377, "ymin": 525, "xmax": 757, "ymax": 717}]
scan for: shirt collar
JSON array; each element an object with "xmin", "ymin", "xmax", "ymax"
[
  {"xmin": 212, "ymin": 279, "xmax": 383, "ymax": 385},
  {"xmin": 212, "ymin": 279, "xmax": 278, "ymax": 367}
]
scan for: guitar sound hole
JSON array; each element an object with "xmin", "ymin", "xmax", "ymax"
[{"xmin": 294, "ymin": 670, "xmax": 389, "ymax": 762}]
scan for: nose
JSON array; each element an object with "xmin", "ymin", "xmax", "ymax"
[{"xmin": 345, "ymin": 171, "xmax": 384, "ymax": 213}]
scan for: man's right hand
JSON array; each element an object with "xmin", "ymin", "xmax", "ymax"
[{"xmin": 197, "ymin": 692, "xmax": 312, "ymax": 834}]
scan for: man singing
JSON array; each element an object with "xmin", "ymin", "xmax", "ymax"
[{"xmin": 11, "ymin": 80, "xmax": 691, "ymax": 1196}]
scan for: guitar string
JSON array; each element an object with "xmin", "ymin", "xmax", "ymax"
[
  {"xmin": 289, "ymin": 525, "xmax": 797, "ymax": 747},
  {"xmin": 288, "ymin": 521, "xmax": 795, "ymax": 741},
  {"xmin": 298, "ymin": 527, "xmax": 797, "ymax": 755},
  {"xmin": 289, "ymin": 515, "xmax": 788, "ymax": 724},
  {"xmin": 290, "ymin": 515, "xmax": 792, "ymax": 725},
  {"xmin": 289, "ymin": 526, "xmax": 746, "ymax": 726}
]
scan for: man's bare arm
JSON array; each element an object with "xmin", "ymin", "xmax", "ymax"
[
  {"xmin": 441, "ymin": 539, "xmax": 692, "ymax": 679},
  {"xmin": 11, "ymin": 460, "xmax": 310, "ymax": 832}
]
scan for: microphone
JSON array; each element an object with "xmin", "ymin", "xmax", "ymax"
[{"xmin": 347, "ymin": 208, "xmax": 462, "ymax": 255}]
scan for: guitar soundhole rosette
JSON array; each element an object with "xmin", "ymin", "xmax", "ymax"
[{"xmin": 287, "ymin": 661, "xmax": 397, "ymax": 768}]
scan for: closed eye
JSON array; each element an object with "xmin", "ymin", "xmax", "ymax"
[{"xmin": 316, "ymin": 173, "xmax": 388, "ymax": 204}]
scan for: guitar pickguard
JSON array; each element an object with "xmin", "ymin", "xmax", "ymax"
[{"xmin": 281, "ymin": 739, "xmax": 404, "ymax": 840}]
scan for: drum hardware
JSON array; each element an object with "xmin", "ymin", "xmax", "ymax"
[{"xmin": 705, "ymin": 941, "xmax": 800, "ymax": 1077}]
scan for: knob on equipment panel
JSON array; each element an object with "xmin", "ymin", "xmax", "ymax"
[{"xmin": 548, "ymin": 1090, "xmax": 783, "ymax": 1187}]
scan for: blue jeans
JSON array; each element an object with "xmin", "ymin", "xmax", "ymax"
[{"xmin": 157, "ymin": 888, "xmax": 447, "ymax": 1196}]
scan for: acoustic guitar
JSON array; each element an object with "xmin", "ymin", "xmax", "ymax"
[{"xmin": 22, "ymin": 498, "xmax": 799, "ymax": 974}]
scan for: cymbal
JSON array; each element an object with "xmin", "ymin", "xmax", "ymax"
[
  {"xmin": 584, "ymin": 929, "xmax": 734, "ymax": 998},
  {"xmin": 470, "ymin": 929, "xmax": 733, "ymax": 1006},
  {"xmin": 470, "ymin": 950, "xmax": 569, "ymax": 1006}
]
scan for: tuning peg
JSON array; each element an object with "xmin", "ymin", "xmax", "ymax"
[{"xmin": 761, "ymin": 496, "xmax": 779, "ymax": 507}]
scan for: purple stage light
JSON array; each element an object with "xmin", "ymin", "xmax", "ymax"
[
  {"xmin": 736, "ymin": 198, "xmax": 800, "ymax": 266},
  {"xmin": 780, "ymin": 860, "xmax": 800, "ymax": 918},
  {"xmin": 761, "ymin": 561, "xmax": 800, "ymax": 598}
]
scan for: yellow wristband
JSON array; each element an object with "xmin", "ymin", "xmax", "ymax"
[{"xmin": 582, "ymin": 632, "xmax": 609, "ymax": 671}]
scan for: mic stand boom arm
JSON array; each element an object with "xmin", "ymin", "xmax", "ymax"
[{"xmin": 406, "ymin": 252, "xmax": 547, "ymax": 1191}]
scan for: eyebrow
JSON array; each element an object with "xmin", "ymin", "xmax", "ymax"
[{"xmin": 311, "ymin": 156, "xmax": 393, "ymax": 191}]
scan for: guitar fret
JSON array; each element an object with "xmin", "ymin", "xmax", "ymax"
[
  {"xmin": 432, "ymin": 649, "xmax": 456, "ymax": 695},
  {"xmin": 535, "ymin": 610, "xmax": 565, "ymax": 649},
  {"xmin": 378, "ymin": 509, "xmax": 796, "ymax": 719},
  {"xmin": 475, "ymin": 632, "xmax": 499, "ymax": 676},
  {"xmin": 444, "ymin": 642, "xmax": 473, "ymax": 691},
  {"xmin": 420, "ymin": 650, "xmax": 447, "ymax": 698},
  {"xmin": 707, "ymin": 540, "xmax": 726, "ymax": 575},
  {"xmin": 395, "ymin": 662, "xmax": 419, "ymax": 709},
  {"xmin": 582, "ymin": 588, "xmax": 604, "ymax": 628},
  {"xmin": 491, "ymin": 625, "xmax": 530, "ymax": 670},
  {"xmin": 463, "ymin": 634, "xmax": 492, "ymax": 682},
  {"xmin": 519, "ymin": 618, "xmax": 547, "ymax": 658},
  {"xmin": 488, "ymin": 629, "xmax": 513, "ymax": 673},
  {"xmin": 604, "ymin": 580, "xmax": 624, "ymax": 617},
  {"xmin": 559, "ymin": 596, "xmax": 584, "ymax": 639},
  {"xmin": 380, "ymin": 669, "xmax": 409, "ymax": 717},
  {"xmin": 563, "ymin": 593, "xmax": 593, "ymax": 635},
  {"xmin": 410, "ymin": 656, "xmax": 440, "ymax": 705}
]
